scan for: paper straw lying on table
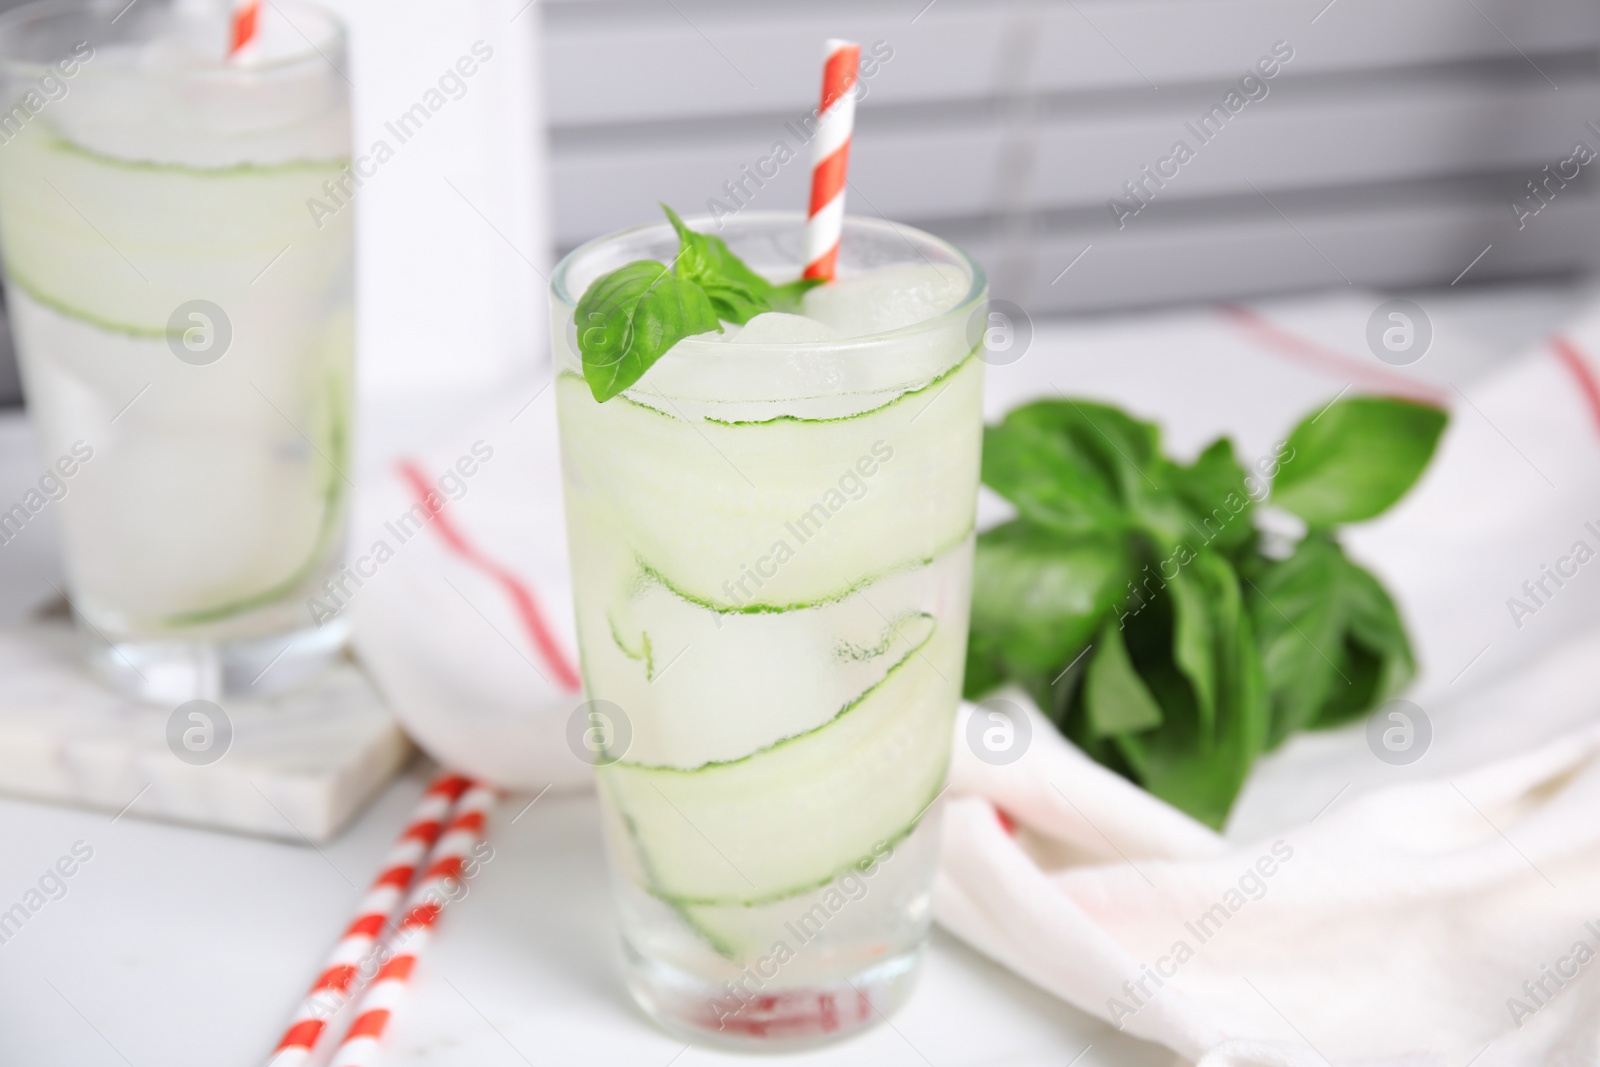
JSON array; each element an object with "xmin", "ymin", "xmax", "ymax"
[
  {"xmin": 326, "ymin": 781, "xmax": 498, "ymax": 1067},
  {"xmin": 265, "ymin": 773, "xmax": 475, "ymax": 1067},
  {"xmin": 802, "ymin": 38, "xmax": 861, "ymax": 282}
]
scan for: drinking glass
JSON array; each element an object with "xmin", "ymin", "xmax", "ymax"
[
  {"xmin": 552, "ymin": 211, "xmax": 985, "ymax": 1047},
  {"xmin": 0, "ymin": 0, "xmax": 354, "ymax": 702}
]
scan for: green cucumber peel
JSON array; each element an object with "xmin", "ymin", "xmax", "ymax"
[
  {"xmin": 608, "ymin": 614, "xmax": 656, "ymax": 679},
  {"xmin": 653, "ymin": 781, "xmax": 943, "ymax": 913},
  {"xmin": 556, "ymin": 343, "xmax": 978, "ymax": 428},
  {"xmin": 607, "ymin": 614, "xmax": 935, "ymax": 775},
  {"xmin": 34, "ymin": 129, "xmax": 349, "ymax": 179},
  {"xmin": 630, "ymin": 520, "xmax": 973, "ymax": 617}
]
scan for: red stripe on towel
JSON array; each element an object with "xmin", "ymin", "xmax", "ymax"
[
  {"xmin": 1550, "ymin": 335, "xmax": 1600, "ymax": 440},
  {"xmin": 1219, "ymin": 303, "xmax": 1450, "ymax": 407},
  {"xmin": 397, "ymin": 459, "xmax": 582, "ymax": 692}
]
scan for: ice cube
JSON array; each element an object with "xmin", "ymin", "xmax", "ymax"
[
  {"xmin": 727, "ymin": 311, "xmax": 841, "ymax": 345},
  {"xmin": 802, "ymin": 263, "xmax": 970, "ymax": 337}
]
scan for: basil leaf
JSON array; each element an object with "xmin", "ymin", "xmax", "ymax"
[
  {"xmin": 1084, "ymin": 620, "xmax": 1164, "ymax": 738},
  {"xmin": 1271, "ymin": 396, "xmax": 1448, "ymax": 527},
  {"xmin": 662, "ymin": 203, "xmax": 798, "ymax": 325},
  {"xmin": 1163, "ymin": 552, "xmax": 1268, "ymax": 826},
  {"xmin": 980, "ymin": 411, "xmax": 1127, "ymax": 536},
  {"xmin": 1111, "ymin": 551, "xmax": 1267, "ymax": 829},
  {"xmin": 1315, "ymin": 640, "xmax": 1383, "ymax": 728},
  {"xmin": 1243, "ymin": 535, "xmax": 1415, "ymax": 743},
  {"xmin": 1194, "ymin": 549, "xmax": 1269, "ymax": 784},
  {"xmin": 1005, "ymin": 400, "xmax": 1163, "ymax": 496},
  {"xmin": 1129, "ymin": 463, "xmax": 1199, "ymax": 554},
  {"xmin": 770, "ymin": 277, "xmax": 824, "ymax": 311},
  {"xmin": 1343, "ymin": 559, "xmax": 1415, "ymax": 689},
  {"xmin": 1312, "ymin": 557, "xmax": 1415, "ymax": 728},
  {"xmin": 1168, "ymin": 438, "xmax": 1256, "ymax": 553},
  {"xmin": 659, "ymin": 205, "xmax": 823, "ymax": 321},
  {"xmin": 987, "ymin": 400, "xmax": 1207, "ymax": 549},
  {"xmin": 1167, "ymin": 562, "xmax": 1217, "ymax": 739},
  {"xmin": 697, "ymin": 278, "xmax": 770, "ymax": 325},
  {"xmin": 962, "ymin": 635, "xmax": 1010, "ymax": 704},
  {"xmin": 1241, "ymin": 536, "xmax": 1347, "ymax": 745},
  {"xmin": 964, "ymin": 521, "xmax": 1129, "ymax": 705},
  {"xmin": 574, "ymin": 260, "xmax": 721, "ymax": 402}
]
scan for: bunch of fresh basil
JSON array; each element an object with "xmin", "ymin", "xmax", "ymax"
[{"xmin": 963, "ymin": 394, "xmax": 1448, "ymax": 827}]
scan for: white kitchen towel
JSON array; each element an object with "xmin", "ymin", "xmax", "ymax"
[{"xmin": 939, "ymin": 626, "xmax": 1600, "ymax": 1066}]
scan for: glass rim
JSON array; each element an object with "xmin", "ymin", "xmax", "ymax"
[
  {"xmin": 0, "ymin": 0, "xmax": 346, "ymax": 79},
  {"xmin": 551, "ymin": 210, "xmax": 989, "ymax": 352}
]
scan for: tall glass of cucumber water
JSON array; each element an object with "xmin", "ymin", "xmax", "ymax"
[
  {"xmin": 0, "ymin": 0, "xmax": 353, "ymax": 701},
  {"xmin": 553, "ymin": 211, "xmax": 984, "ymax": 1047}
]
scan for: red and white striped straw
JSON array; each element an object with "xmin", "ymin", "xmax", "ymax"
[
  {"xmin": 801, "ymin": 39, "xmax": 861, "ymax": 282},
  {"xmin": 228, "ymin": 0, "xmax": 261, "ymax": 57},
  {"xmin": 325, "ymin": 782, "xmax": 498, "ymax": 1067},
  {"xmin": 264, "ymin": 773, "xmax": 475, "ymax": 1067}
]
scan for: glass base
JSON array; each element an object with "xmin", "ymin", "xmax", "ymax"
[
  {"xmin": 622, "ymin": 937, "xmax": 923, "ymax": 1052},
  {"xmin": 82, "ymin": 618, "xmax": 350, "ymax": 704}
]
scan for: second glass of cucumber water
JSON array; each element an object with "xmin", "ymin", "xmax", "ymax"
[
  {"xmin": 0, "ymin": 0, "xmax": 354, "ymax": 702},
  {"xmin": 552, "ymin": 211, "xmax": 985, "ymax": 1047}
]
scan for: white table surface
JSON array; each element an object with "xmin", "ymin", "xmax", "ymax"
[{"xmin": 0, "ymin": 279, "xmax": 1589, "ymax": 1067}]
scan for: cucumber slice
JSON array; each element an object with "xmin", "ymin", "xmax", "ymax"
[
  {"xmin": 0, "ymin": 122, "xmax": 350, "ymax": 336},
  {"xmin": 555, "ymin": 353, "xmax": 982, "ymax": 612},
  {"xmin": 160, "ymin": 365, "xmax": 350, "ymax": 627},
  {"xmin": 10, "ymin": 289, "xmax": 352, "ymax": 632},
  {"xmin": 673, "ymin": 809, "xmax": 944, "ymax": 964},
  {"xmin": 596, "ymin": 616, "xmax": 960, "ymax": 907},
  {"xmin": 575, "ymin": 547, "xmax": 966, "ymax": 770}
]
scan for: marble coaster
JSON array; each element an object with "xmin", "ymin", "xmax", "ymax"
[{"xmin": 0, "ymin": 614, "xmax": 411, "ymax": 842}]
